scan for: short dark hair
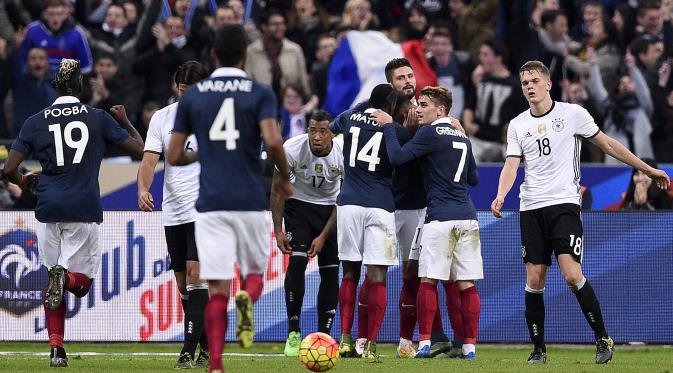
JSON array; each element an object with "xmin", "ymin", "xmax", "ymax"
[
  {"xmin": 540, "ymin": 9, "xmax": 565, "ymax": 28},
  {"xmin": 419, "ymin": 86, "xmax": 452, "ymax": 114},
  {"xmin": 383, "ymin": 90, "xmax": 411, "ymax": 122},
  {"xmin": 174, "ymin": 60, "xmax": 208, "ymax": 87},
  {"xmin": 260, "ymin": 9, "xmax": 285, "ymax": 25},
  {"xmin": 638, "ymin": 0, "xmax": 660, "ymax": 17},
  {"xmin": 385, "ymin": 58, "xmax": 412, "ymax": 83},
  {"xmin": 95, "ymin": 53, "xmax": 117, "ymax": 64},
  {"xmin": 213, "ymin": 24, "xmax": 247, "ymax": 67},
  {"xmin": 44, "ymin": 0, "xmax": 68, "ymax": 10},
  {"xmin": 310, "ymin": 109, "xmax": 332, "ymax": 123},
  {"xmin": 629, "ymin": 37, "xmax": 656, "ymax": 56},
  {"xmin": 519, "ymin": 60, "xmax": 551, "ymax": 78},
  {"xmin": 369, "ymin": 84, "xmax": 395, "ymax": 109},
  {"xmin": 52, "ymin": 59, "xmax": 82, "ymax": 95},
  {"xmin": 482, "ymin": 38, "xmax": 508, "ymax": 65},
  {"xmin": 431, "ymin": 27, "xmax": 451, "ymax": 41}
]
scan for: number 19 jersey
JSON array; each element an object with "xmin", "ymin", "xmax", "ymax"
[
  {"xmin": 506, "ymin": 101, "xmax": 599, "ymax": 211},
  {"xmin": 330, "ymin": 108, "xmax": 409, "ymax": 212},
  {"xmin": 173, "ymin": 67, "xmax": 277, "ymax": 212},
  {"xmin": 11, "ymin": 96, "xmax": 130, "ymax": 223}
]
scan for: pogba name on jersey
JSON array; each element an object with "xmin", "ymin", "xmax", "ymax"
[
  {"xmin": 44, "ymin": 105, "xmax": 88, "ymax": 118},
  {"xmin": 196, "ymin": 79, "xmax": 253, "ymax": 93}
]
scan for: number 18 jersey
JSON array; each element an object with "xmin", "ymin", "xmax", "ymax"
[
  {"xmin": 506, "ymin": 101, "xmax": 599, "ymax": 211},
  {"xmin": 173, "ymin": 67, "xmax": 277, "ymax": 212},
  {"xmin": 330, "ymin": 108, "xmax": 409, "ymax": 212},
  {"xmin": 11, "ymin": 96, "xmax": 130, "ymax": 223}
]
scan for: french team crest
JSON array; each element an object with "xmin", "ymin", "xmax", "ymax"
[
  {"xmin": 552, "ymin": 118, "xmax": 565, "ymax": 132},
  {"xmin": 0, "ymin": 220, "xmax": 47, "ymax": 316}
]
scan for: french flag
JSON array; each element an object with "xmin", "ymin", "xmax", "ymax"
[{"xmin": 324, "ymin": 31, "xmax": 437, "ymax": 117}]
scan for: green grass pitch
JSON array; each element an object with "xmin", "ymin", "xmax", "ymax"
[{"xmin": 0, "ymin": 343, "xmax": 671, "ymax": 373}]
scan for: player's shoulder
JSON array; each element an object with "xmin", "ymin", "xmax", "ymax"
[
  {"xmin": 555, "ymin": 101, "xmax": 587, "ymax": 116},
  {"xmin": 332, "ymin": 136, "xmax": 344, "ymax": 152},
  {"xmin": 284, "ymin": 134, "xmax": 309, "ymax": 151},
  {"xmin": 153, "ymin": 102, "xmax": 177, "ymax": 119}
]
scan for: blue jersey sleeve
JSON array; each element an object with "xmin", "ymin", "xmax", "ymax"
[
  {"xmin": 173, "ymin": 95, "xmax": 192, "ymax": 134},
  {"xmin": 256, "ymin": 85, "xmax": 277, "ymax": 121},
  {"xmin": 11, "ymin": 118, "xmax": 34, "ymax": 155},
  {"xmin": 101, "ymin": 111, "xmax": 130, "ymax": 145},
  {"xmin": 329, "ymin": 108, "xmax": 352, "ymax": 134},
  {"xmin": 466, "ymin": 144, "xmax": 479, "ymax": 186},
  {"xmin": 383, "ymin": 124, "xmax": 432, "ymax": 166}
]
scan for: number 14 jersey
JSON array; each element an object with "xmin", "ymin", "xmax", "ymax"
[{"xmin": 506, "ymin": 101, "xmax": 599, "ymax": 211}]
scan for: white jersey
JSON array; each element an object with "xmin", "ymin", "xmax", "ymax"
[
  {"xmin": 283, "ymin": 134, "xmax": 343, "ymax": 205},
  {"xmin": 506, "ymin": 101, "xmax": 599, "ymax": 211},
  {"xmin": 144, "ymin": 102, "xmax": 200, "ymax": 226}
]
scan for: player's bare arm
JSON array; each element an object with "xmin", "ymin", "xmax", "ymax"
[
  {"xmin": 110, "ymin": 105, "xmax": 144, "ymax": 159},
  {"xmin": 271, "ymin": 169, "xmax": 292, "ymax": 254},
  {"xmin": 167, "ymin": 132, "xmax": 198, "ymax": 166},
  {"xmin": 0, "ymin": 149, "xmax": 37, "ymax": 190},
  {"xmin": 491, "ymin": 156, "xmax": 521, "ymax": 218},
  {"xmin": 261, "ymin": 118, "xmax": 293, "ymax": 199},
  {"xmin": 589, "ymin": 131, "xmax": 670, "ymax": 190},
  {"xmin": 137, "ymin": 151, "xmax": 160, "ymax": 212},
  {"xmin": 308, "ymin": 207, "xmax": 336, "ymax": 257}
]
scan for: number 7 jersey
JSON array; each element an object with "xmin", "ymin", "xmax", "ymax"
[
  {"xmin": 505, "ymin": 101, "xmax": 599, "ymax": 211},
  {"xmin": 173, "ymin": 67, "xmax": 277, "ymax": 212},
  {"xmin": 11, "ymin": 96, "xmax": 130, "ymax": 223}
]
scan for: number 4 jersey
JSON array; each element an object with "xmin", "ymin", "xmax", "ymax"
[
  {"xmin": 11, "ymin": 96, "xmax": 130, "ymax": 223},
  {"xmin": 506, "ymin": 101, "xmax": 599, "ymax": 211},
  {"xmin": 330, "ymin": 107, "xmax": 409, "ymax": 212},
  {"xmin": 173, "ymin": 67, "xmax": 277, "ymax": 212}
]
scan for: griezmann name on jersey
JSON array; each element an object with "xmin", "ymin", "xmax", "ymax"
[
  {"xmin": 11, "ymin": 96, "xmax": 130, "ymax": 223},
  {"xmin": 172, "ymin": 68, "xmax": 277, "ymax": 212}
]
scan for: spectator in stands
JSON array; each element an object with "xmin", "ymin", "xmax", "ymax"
[
  {"xmin": 401, "ymin": 4, "xmax": 429, "ymax": 41},
  {"xmin": 587, "ymin": 49, "xmax": 655, "ymax": 163},
  {"xmin": 286, "ymin": 0, "xmax": 332, "ymax": 69},
  {"xmin": 122, "ymin": 0, "xmax": 140, "ymax": 28},
  {"xmin": 214, "ymin": 5, "xmax": 237, "ymax": 28},
  {"xmin": 279, "ymin": 84, "xmax": 318, "ymax": 139},
  {"xmin": 560, "ymin": 78, "xmax": 603, "ymax": 162},
  {"xmin": 458, "ymin": 0, "xmax": 498, "ymax": 62},
  {"xmin": 21, "ymin": 0, "xmax": 93, "ymax": 74},
  {"xmin": 630, "ymin": 37, "xmax": 664, "ymax": 87},
  {"xmin": 651, "ymin": 59, "xmax": 673, "ymax": 163},
  {"xmin": 8, "ymin": 47, "xmax": 56, "ymax": 138},
  {"xmin": 311, "ymin": 33, "xmax": 337, "ymax": 107},
  {"xmin": 535, "ymin": 9, "xmax": 578, "ymax": 99},
  {"xmin": 138, "ymin": 100, "xmax": 161, "ymax": 140},
  {"xmin": 613, "ymin": 3, "xmax": 637, "ymax": 49},
  {"xmin": 570, "ymin": 0, "xmax": 604, "ymax": 43},
  {"xmin": 87, "ymin": 3, "xmax": 136, "ymax": 73},
  {"xmin": 81, "ymin": 53, "xmax": 142, "ymax": 115},
  {"xmin": 133, "ymin": 16, "xmax": 198, "ymax": 106},
  {"xmin": 339, "ymin": 0, "xmax": 379, "ymax": 31},
  {"xmin": 427, "ymin": 28, "xmax": 468, "ymax": 118},
  {"xmin": 620, "ymin": 158, "xmax": 672, "ymax": 210},
  {"xmin": 463, "ymin": 38, "xmax": 527, "ymax": 162},
  {"xmin": 172, "ymin": 0, "xmax": 210, "ymax": 52},
  {"xmin": 0, "ymin": 37, "xmax": 10, "ymax": 139},
  {"xmin": 226, "ymin": 0, "xmax": 261, "ymax": 43},
  {"xmin": 635, "ymin": 1, "xmax": 673, "ymax": 58},
  {"xmin": 245, "ymin": 10, "xmax": 311, "ymax": 101},
  {"xmin": 564, "ymin": 18, "xmax": 622, "ymax": 94},
  {"xmin": 508, "ymin": 0, "xmax": 560, "ymax": 72},
  {"xmin": 447, "ymin": 0, "xmax": 466, "ymax": 49}
]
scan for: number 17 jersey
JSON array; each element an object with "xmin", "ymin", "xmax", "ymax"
[
  {"xmin": 173, "ymin": 67, "xmax": 277, "ymax": 212},
  {"xmin": 506, "ymin": 101, "xmax": 599, "ymax": 211}
]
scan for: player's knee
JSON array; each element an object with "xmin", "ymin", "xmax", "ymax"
[
  {"xmin": 289, "ymin": 253, "xmax": 309, "ymax": 271},
  {"xmin": 365, "ymin": 265, "xmax": 387, "ymax": 283},
  {"xmin": 562, "ymin": 271, "xmax": 584, "ymax": 287},
  {"xmin": 186, "ymin": 262, "xmax": 201, "ymax": 285}
]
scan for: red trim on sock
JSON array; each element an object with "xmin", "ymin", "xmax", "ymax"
[{"xmin": 417, "ymin": 282, "xmax": 437, "ymax": 341}]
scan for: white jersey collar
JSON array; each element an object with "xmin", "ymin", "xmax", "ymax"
[
  {"xmin": 430, "ymin": 117, "xmax": 452, "ymax": 126},
  {"xmin": 53, "ymin": 96, "xmax": 81, "ymax": 105},
  {"xmin": 211, "ymin": 67, "xmax": 247, "ymax": 78}
]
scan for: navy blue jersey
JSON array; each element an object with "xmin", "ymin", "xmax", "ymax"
[
  {"xmin": 393, "ymin": 157, "xmax": 427, "ymax": 210},
  {"xmin": 11, "ymin": 96, "xmax": 129, "ymax": 223},
  {"xmin": 173, "ymin": 68, "xmax": 277, "ymax": 212},
  {"xmin": 384, "ymin": 118, "xmax": 478, "ymax": 222},
  {"xmin": 330, "ymin": 108, "xmax": 409, "ymax": 212}
]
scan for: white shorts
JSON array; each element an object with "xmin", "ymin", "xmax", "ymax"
[
  {"xmin": 395, "ymin": 209, "xmax": 425, "ymax": 261},
  {"xmin": 419, "ymin": 219, "xmax": 483, "ymax": 281},
  {"xmin": 337, "ymin": 205, "xmax": 398, "ymax": 266},
  {"xmin": 195, "ymin": 211, "xmax": 270, "ymax": 280},
  {"xmin": 37, "ymin": 222, "xmax": 101, "ymax": 278}
]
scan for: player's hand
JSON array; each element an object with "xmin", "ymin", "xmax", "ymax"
[
  {"xmin": 449, "ymin": 116, "xmax": 465, "ymax": 133},
  {"xmin": 491, "ymin": 195, "xmax": 505, "ymax": 218},
  {"xmin": 404, "ymin": 108, "xmax": 419, "ymax": 128},
  {"xmin": 275, "ymin": 230, "xmax": 292, "ymax": 254},
  {"xmin": 645, "ymin": 168, "xmax": 670, "ymax": 190},
  {"xmin": 138, "ymin": 191, "xmax": 154, "ymax": 212},
  {"xmin": 308, "ymin": 235, "xmax": 326, "ymax": 257},
  {"xmin": 110, "ymin": 105, "xmax": 129, "ymax": 123},
  {"xmin": 273, "ymin": 177, "xmax": 293, "ymax": 199},
  {"xmin": 371, "ymin": 110, "xmax": 393, "ymax": 126}
]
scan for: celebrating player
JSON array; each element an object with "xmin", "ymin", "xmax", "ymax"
[
  {"xmin": 271, "ymin": 109, "xmax": 343, "ymax": 356},
  {"xmin": 166, "ymin": 25, "xmax": 292, "ymax": 373},
  {"xmin": 137, "ymin": 61, "xmax": 210, "ymax": 369},
  {"xmin": 491, "ymin": 60, "xmax": 670, "ymax": 365},
  {"xmin": 1, "ymin": 59, "xmax": 144, "ymax": 368},
  {"xmin": 373, "ymin": 86, "xmax": 483, "ymax": 360}
]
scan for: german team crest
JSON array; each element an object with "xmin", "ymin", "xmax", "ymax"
[
  {"xmin": 0, "ymin": 220, "xmax": 47, "ymax": 316},
  {"xmin": 552, "ymin": 118, "xmax": 565, "ymax": 132}
]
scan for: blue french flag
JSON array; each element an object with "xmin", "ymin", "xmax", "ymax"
[{"xmin": 324, "ymin": 31, "xmax": 404, "ymax": 117}]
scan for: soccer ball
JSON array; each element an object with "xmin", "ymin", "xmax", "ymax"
[{"xmin": 298, "ymin": 332, "xmax": 339, "ymax": 372}]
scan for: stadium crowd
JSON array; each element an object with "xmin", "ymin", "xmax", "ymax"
[{"xmin": 1, "ymin": 0, "xmax": 673, "ymax": 162}]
